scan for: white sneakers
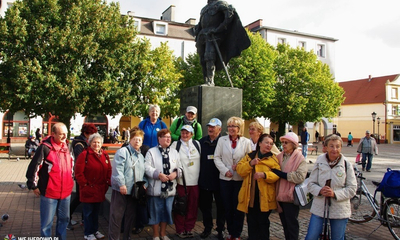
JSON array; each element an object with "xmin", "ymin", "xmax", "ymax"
[
  {"xmin": 94, "ymin": 231, "xmax": 105, "ymax": 239},
  {"xmin": 84, "ymin": 235, "xmax": 96, "ymax": 240},
  {"xmin": 84, "ymin": 231, "xmax": 104, "ymax": 240}
]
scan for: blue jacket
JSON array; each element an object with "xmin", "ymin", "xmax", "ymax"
[
  {"xmin": 139, "ymin": 117, "xmax": 167, "ymax": 148},
  {"xmin": 111, "ymin": 144, "xmax": 147, "ymax": 195}
]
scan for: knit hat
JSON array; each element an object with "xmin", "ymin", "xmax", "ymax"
[{"xmin": 280, "ymin": 132, "xmax": 299, "ymax": 147}]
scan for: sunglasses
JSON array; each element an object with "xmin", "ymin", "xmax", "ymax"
[{"xmin": 281, "ymin": 141, "xmax": 291, "ymax": 145}]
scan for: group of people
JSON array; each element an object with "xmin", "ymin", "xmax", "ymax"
[{"xmin": 25, "ymin": 104, "xmax": 368, "ymax": 240}]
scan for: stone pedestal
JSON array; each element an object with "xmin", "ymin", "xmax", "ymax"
[{"xmin": 181, "ymin": 85, "xmax": 242, "ymax": 135}]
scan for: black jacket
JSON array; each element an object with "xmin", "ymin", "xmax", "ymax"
[{"xmin": 198, "ymin": 134, "xmax": 221, "ymax": 191}]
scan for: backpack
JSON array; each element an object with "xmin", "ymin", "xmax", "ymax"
[
  {"xmin": 175, "ymin": 139, "xmax": 200, "ymax": 154},
  {"xmin": 376, "ymin": 168, "xmax": 400, "ymax": 198}
]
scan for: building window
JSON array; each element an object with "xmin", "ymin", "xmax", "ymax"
[
  {"xmin": 298, "ymin": 41, "xmax": 306, "ymax": 49},
  {"xmin": 133, "ymin": 18, "xmax": 141, "ymax": 32},
  {"xmin": 2, "ymin": 111, "xmax": 30, "ymax": 138},
  {"xmin": 153, "ymin": 21, "xmax": 168, "ymax": 35},
  {"xmin": 278, "ymin": 38, "xmax": 286, "ymax": 44},
  {"xmin": 392, "ymin": 105, "xmax": 400, "ymax": 116},
  {"xmin": 392, "ymin": 88, "xmax": 398, "ymax": 100},
  {"xmin": 393, "ymin": 125, "xmax": 400, "ymax": 141},
  {"xmin": 317, "ymin": 44, "xmax": 326, "ymax": 58}
]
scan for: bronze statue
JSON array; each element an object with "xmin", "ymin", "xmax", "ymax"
[{"xmin": 194, "ymin": 0, "xmax": 251, "ymax": 86}]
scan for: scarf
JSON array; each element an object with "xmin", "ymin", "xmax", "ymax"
[
  {"xmin": 275, "ymin": 149, "xmax": 304, "ymax": 203},
  {"xmin": 183, "ymin": 116, "xmax": 195, "ymax": 125},
  {"xmin": 230, "ymin": 135, "xmax": 238, "ymax": 149},
  {"xmin": 158, "ymin": 145, "xmax": 173, "ymax": 198}
]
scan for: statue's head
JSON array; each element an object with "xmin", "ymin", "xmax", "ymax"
[{"xmin": 208, "ymin": 0, "xmax": 218, "ymax": 3}]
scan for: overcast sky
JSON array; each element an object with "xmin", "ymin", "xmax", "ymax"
[{"xmin": 113, "ymin": 0, "xmax": 400, "ymax": 82}]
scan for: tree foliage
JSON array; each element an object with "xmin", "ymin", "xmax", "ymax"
[
  {"xmin": 131, "ymin": 40, "xmax": 182, "ymax": 118},
  {"xmin": 269, "ymin": 44, "xmax": 345, "ymax": 140},
  {"xmin": 0, "ymin": 0, "xmax": 141, "ymax": 125}
]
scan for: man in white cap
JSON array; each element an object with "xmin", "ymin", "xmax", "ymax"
[
  {"xmin": 198, "ymin": 118, "xmax": 225, "ymax": 240},
  {"xmin": 357, "ymin": 130, "xmax": 378, "ymax": 172},
  {"xmin": 170, "ymin": 106, "xmax": 202, "ymax": 141}
]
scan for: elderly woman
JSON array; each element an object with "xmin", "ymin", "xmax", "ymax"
[
  {"xmin": 214, "ymin": 116, "xmax": 251, "ymax": 240},
  {"xmin": 237, "ymin": 134, "xmax": 280, "ymax": 240},
  {"xmin": 170, "ymin": 125, "xmax": 201, "ymax": 238},
  {"xmin": 271, "ymin": 132, "xmax": 307, "ymax": 240},
  {"xmin": 139, "ymin": 104, "xmax": 168, "ymax": 148},
  {"xmin": 108, "ymin": 127, "xmax": 147, "ymax": 240},
  {"xmin": 75, "ymin": 133, "xmax": 111, "ymax": 240},
  {"xmin": 145, "ymin": 129, "xmax": 181, "ymax": 240},
  {"xmin": 248, "ymin": 121, "xmax": 280, "ymax": 155},
  {"xmin": 305, "ymin": 135, "xmax": 357, "ymax": 240}
]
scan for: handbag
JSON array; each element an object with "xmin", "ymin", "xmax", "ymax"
[
  {"xmin": 132, "ymin": 181, "xmax": 147, "ymax": 205},
  {"xmin": 355, "ymin": 153, "xmax": 361, "ymax": 164},
  {"xmin": 173, "ymin": 169, "xmax": 188, "ymax": 216},
  {"xmin": 293, "ymin": 178, "xmax": 311, "ymax": 206}
]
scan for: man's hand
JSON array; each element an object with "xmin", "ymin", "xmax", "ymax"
[{"xmin": 33, "ymin": 188, "xmax": 40, "ymax": 197}]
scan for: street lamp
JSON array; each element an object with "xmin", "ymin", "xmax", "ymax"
[
  {"xmin": 377, "ymin": 117, "xmax": 381, "ymax": 144},
  {"xmin": 371, "ymin": 112, "xmax": 377, "ymax": 136}
]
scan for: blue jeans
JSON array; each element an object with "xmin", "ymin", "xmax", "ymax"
[
  {"xmin": 83, "ymin": 202, "xmax": 100, "ymax": 236},
  {"xmin": 40, "ymin": 195, "xmax": 71, "ymax": 240},
  {"xmin": 302, "ymin": 144, "xmax": 308, "ymax": 158},
  {"xmin": 305, "ymin": 214, "xmax": 348, "ymax": 240},
  {"xmin": 362, "ymin": 153, "xmax": 373, "ymax": 170}
]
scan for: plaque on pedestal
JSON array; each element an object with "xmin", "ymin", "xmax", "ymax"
[{"xmin": 181, "ymin": 85, "xmax": 242, "ymax": 135}]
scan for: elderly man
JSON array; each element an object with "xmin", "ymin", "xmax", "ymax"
[
  {"xmin": 26, "ymin": 123, "xmax": 74, "ymax": 240},
  {"xmin": 198, "ymin": 118, "xmax": 225, "ymax": 240},
  {"xmin": 357, "ymin": 130, "xmax": 378, "ymax": 172},
  {"xmin": 170, "ymin": 106, "xmax": 202, "ymax": 141}
]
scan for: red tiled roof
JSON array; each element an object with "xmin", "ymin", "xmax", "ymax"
[{"xmin": 339, "ymin": 74, "xmax": 399, "ymax": 105}]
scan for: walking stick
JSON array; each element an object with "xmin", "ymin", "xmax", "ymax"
[
  {"xmin": 320, "ymin": 180, "xmax": 331, "ymax": 240},
  {"xmin": 211, "ymin": 34, "xmax": 234, "ymax": 88}
]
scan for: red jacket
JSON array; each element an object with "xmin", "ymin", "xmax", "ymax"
[
  {"xmin": 75, "ymin": 147, "xmax": 111, "ymax": 203},
  {"xmin": 26, "ymin": 137, "xmax": 74, "ymax": 199}
]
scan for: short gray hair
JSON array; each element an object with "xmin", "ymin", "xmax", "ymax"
[
  {"xmin": 149, "ymin": 104, "xmax": 161, "ymax": 114},
  {"xmin": 88, "ymin": 133, "xmax": 103, "ymax": 145},
  {"xmin": 324, "ymin": 134, "xmax": 342, "ymax": 147}
]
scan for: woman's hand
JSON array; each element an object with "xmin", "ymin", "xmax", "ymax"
[
  {"xmin": 120, "ymin": 185, "xmax": 127, "ymax": 195},
  {"xmin": 320, "ymin": 186, "xmax": 335, "ymax": 197},
  {"xmin": 168, "ymin": 171, "xmax": 177, "ymax": 181},
  {"xmin": 225, "ymin": 170, "xmax": 233, "ymax": 178},
  {"xmin": 250, "ymin": 158, "xmax": 260, "ymax": 166},
  {"xmin": 253, "ymin": 172, "xmax": 266, "ymax": 180},
  {"xmin": 232, "ymin": 164, "xmax": 237, "ymax": 171},
  {"xmin": 159, "ymin": 172, "xmax": 169, "ymax": 182}
]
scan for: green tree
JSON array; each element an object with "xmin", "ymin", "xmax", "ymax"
[
  {"xmin": 0, "ymin": 0, "xmax": 141, "ymax": 128},
  {"xmin": 131, "ymin": 40, "xmax": 182, "ymax": 118},
  {"xmin": 269, "ymin": 44, "xmax": 344, "ymax": 142},
  {"xmin": 177, "ymin": 30, "xmax": 277, "ymax": 119}
]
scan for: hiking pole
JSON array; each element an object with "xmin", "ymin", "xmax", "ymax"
[{"xmin": 320, "ymin": 197, "xmax": 330, "ymax": 240}]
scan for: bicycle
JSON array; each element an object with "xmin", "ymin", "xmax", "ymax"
[{"xmin": 349, "ymin": 166, "xmax": 400, "ymax": 239}]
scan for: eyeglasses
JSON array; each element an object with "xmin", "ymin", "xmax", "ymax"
[
  {"xmin": 281, "ymin": 141, "xmax": 291, "ymax": 145},
  {"xmin": 161, "ymin": 136, "xmax": 171, "ymax": 139},
  {"xmin": 227, "ymin": 125, "xmax": 239, "ymax": 128}
]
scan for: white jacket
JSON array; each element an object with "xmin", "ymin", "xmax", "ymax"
[
  {"xmin": 214, "ymin": 136, "xmax": 252, "ymax": 181},
  {"xmin": 308, "ymin": 154, "xmax": 357, "ymax": 219},
  {"xmin": 170, "ymin": 139, "xmax": 201, "ymax": 186},
  {"xmin": 145, "ymin": 146, "xmax": 181, "ymax": 197}
]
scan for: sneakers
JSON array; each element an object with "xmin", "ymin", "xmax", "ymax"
[
  {"xmin": 84, "ymin": 234, "xmax": 96, "ymax": 240},
  {"xmin": 66, "ymin": 223, "xmax": 74, "ymax": 231},
  {"xmin": 162, "ymin": 236, "xmax": 171, "ymax": 240},
  {"xmin": 94, "ymin": 231, "xmax": 105, "ymax": 239},
  {"xmin": 70, "ymin": 220, "xmax": 78, "ymax": 226},
  {"xmin": 186, "ymin": 232, "xmax": 194, "ymax": 238}
]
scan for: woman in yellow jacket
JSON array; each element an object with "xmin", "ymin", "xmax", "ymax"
[{"xmin": 237, "ymin": 133, "xmax": 280, "ymax": 240}]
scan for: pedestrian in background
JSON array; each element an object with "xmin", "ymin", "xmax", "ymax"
[
  {"xmin": 347, "ymin": 132, "xmax": 353, "ymax": 147},
  {"xmin": 357, "ymin": 130, "xmax": 378, "ymax": 172}
]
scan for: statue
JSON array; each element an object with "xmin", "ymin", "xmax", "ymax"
[{"xmin": 194, "ymin": 0, "xmax": 251, "ymax": 86}]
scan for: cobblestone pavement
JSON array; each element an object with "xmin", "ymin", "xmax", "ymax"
[{"xmin": 1, "ymin": 142, "xmax": 399, "ymax": 239}]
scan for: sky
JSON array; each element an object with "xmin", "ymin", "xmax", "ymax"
[{"xmin": 113, "ymin": 0, "xmax": 400, "ymax": 82}]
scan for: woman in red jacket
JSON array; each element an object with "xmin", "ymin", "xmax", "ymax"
[{"xmin": 75, "ymin": 133, "xmax": 111, "ymax": 240}]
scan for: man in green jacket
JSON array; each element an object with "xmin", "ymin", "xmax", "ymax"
[{"xmin": 170, "ymin": 106, "xmax": 202, "ymax": 141}]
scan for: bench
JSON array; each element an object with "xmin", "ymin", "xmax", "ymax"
[
  {"xmin": 102, "ymin": 143, "xmax": 123, "ymax": 154},
  {"xmin": 0, "ymin": 143, "xmax": 11, "ymax": 159},
  {"xmin": 308, "ymin": 145, "xmax": 318, "ymax": 155}
]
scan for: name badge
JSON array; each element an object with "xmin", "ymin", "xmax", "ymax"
[
  {"xmin": 188, "ymin": 161, "xmax": 194, "ymax": 167},
  {"xmin": 337, "ymin": 172, "xmax": 344, "ymax": 177},
  {"xmin": 207, "ymin": 155, "xmax": 214, "ymax": 160}
]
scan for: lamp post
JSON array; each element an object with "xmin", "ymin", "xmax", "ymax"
[
  {"xmin": 371, "ymin": 111, "xmax": 377, "ymax": 137},
  {"xmin": 377, "ymin": 117, "xmax": 381, "ymax": 144}
]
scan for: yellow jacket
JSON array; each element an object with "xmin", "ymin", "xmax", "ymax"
[{"xmin": 236, "ymin": 151, "xmax": 281, "ymax": 213}]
